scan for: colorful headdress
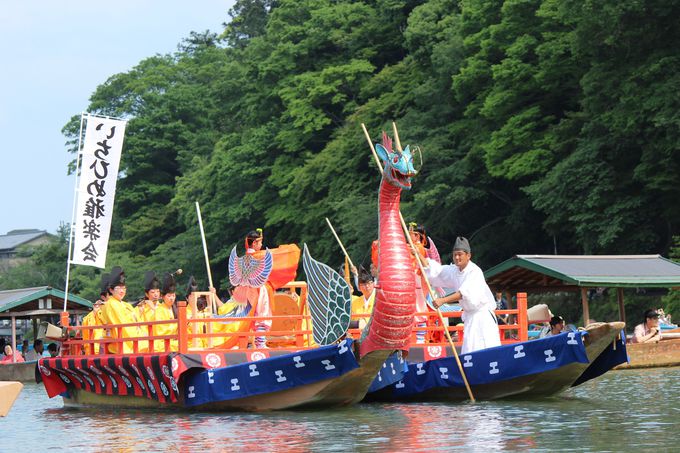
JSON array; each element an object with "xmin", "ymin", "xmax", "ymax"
[{"xmin": 244, "ymin": 228, "xmax": 264, "ymax": 250}]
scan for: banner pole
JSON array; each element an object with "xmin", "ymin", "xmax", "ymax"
[{"xmin": 62, "ymin": 113, "xmax": 87, "ymax": 314}]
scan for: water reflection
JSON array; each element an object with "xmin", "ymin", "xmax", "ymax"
[{"xmin": 7, "ymin": 368, "xmax": 680, "ymax": 451}]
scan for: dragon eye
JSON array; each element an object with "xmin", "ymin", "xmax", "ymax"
[{"xmin": 392, "ymin": 156, "xmax": 399, "ymax": 164}]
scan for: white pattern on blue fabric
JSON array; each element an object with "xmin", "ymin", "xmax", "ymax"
[
  {"xmin": 513, "ymin": 345, "xmax": 526, "ymax": 358},
  {"xmin": 567, "ymin": 332, "xmax": 578, "ymax": 345},
  {"xmin": 293, "ymin": 356, "xmax": 305, "ymax": 368},
  {"xmin": 489, "ymin": 361, "xmax": 499, "ymax": 374},
  {"xmin": 321, "ymin": 359, "xmax": 336, "ymax": 371},
  {"xmin": 544, "ymin": 349, "xmax": 556, "ymax": 362}
]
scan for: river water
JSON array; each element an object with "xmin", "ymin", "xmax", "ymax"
[{"xmin": 5, "ymin": 367, "xmax": 679, "ymax": 452}]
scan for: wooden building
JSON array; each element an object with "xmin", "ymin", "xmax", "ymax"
[{"xmin": 484, "ymin": 255, "xmax": 680, "ymax": 327}]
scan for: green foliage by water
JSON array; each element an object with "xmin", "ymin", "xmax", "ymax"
[{"xmin": 9, "ymin": 0, "xmax": 680, "ymax": 305}]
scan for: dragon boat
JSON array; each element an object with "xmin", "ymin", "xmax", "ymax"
[
  {"xmin": 365, "ymin": 320, "xmax": 627, "ymax": 403},
  {"xmin": 37, "ymin": 132, "xmax": 421, "ymax": 412}
]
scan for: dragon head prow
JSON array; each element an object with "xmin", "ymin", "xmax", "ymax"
[{"xmin": 375, "ymin": 131, "xmax": 417, "ymax": 190}]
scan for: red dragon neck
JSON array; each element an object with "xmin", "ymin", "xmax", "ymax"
[{"xmin": 359, "ymin": 178, "xmax": 416, "ymax": 357}]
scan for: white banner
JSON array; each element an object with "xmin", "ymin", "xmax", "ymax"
[{"xmin": 71, "ymin": 116, "xmax": 126, "ymax": 268}]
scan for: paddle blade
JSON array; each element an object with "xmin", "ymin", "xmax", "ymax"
[{"xmin": 302, "ymin": 244, "xmax": 351, "ymax": 345}]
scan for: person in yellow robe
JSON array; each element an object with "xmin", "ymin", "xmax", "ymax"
[
  {"xmin": 138, "ymin": 271, "xmax": 161, "ymax": 322},
  {"xmin": 151, "ymin": 272, "xmax": 179, "ymax": 352},
  {"xmin": 100, "ymin": 266, "xmax": 148, "ymax": 354},
  {"xmin": 82, "ymin": 273, "xmax": 109, "ymax": 355},
  {"xmin": 185, "ymin": 276, "xmax": 209, "ymax": 348},
  {"xmin": 351, "ymin": 269, "xmax": 375, "ymax": 332}
]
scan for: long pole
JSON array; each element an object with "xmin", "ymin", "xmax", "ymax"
[
  {"xmin": 325, "ymin": 217, "xmax": 356, "ymax": 270},
  {"xmin": 63, "ymin": 113, "xmax": 87, "ymax": 314},
  {"xmin": 195, "ymin": 202, "xmax": 216, "ymax": 348},
  {"xmin": 195, "ymin": 202, "xmax": 216, "ymax": 313},
  {"xmin": 361, "ymin": 122, "xmax": 476, "ymax": 402}
]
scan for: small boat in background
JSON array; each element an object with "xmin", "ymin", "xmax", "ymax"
[
  {"xmin": 0, "ymin": 361, "xmax": 37, "ymax": 382},
  {"xmin": 617, "ymin": 337, "xmax": 680, "ymax": 369}
]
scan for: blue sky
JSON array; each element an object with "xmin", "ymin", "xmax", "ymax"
[{"xmin": 0, "ymin": 1, "xmax": 235, "ymax": 236}]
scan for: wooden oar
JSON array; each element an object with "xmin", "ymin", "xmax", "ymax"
[
  {"xmin": 325, "ymin": 217, "xmax": 356, "ymax": 271},
  {"xmin": 362, "ymin": 122, "xmax": 476, "ymax": 402},
  {"xmin": 195, "ymin": 201, "xmax": 215, "ymax": 347}
]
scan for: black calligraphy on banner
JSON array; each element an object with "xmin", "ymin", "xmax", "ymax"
[{"xmin": 80, "ymin": 122, "xmax": 117, "ymax": 263}]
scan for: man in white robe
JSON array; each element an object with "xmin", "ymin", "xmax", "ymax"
[{"xmin": 421, "ymin": 236, "xmax": 501, "ymax": 354}]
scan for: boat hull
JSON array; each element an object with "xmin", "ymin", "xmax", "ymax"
[
  {"xmin": 0, "ymin": 361, "xmax": 37, "ymax": 382},
  {"xmin": 616, "ymin": 337, "xmax": 680, "ymax": 369},
  {"xmin": 61, "ymin": 349, "xmax": 392, "ymax": 412},
  {"xmin": 366, "ymin": 322, "xmax": 624, "ymax": 402}
]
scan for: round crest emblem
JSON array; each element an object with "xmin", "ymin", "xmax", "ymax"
[
  {"xmin": 171, "ymin": 357, "xmax": 179, "ymax": 372},
  {"xmin": 39, "ymin": 365, "xmax": 51, "ymax": 376},
  {"xmin": 162, "ymin": 365, "xmax": 171, "ymax": 379},
  {"xmin": 250, "ymin": 351, "xmax": 266, "ymax": 362},
  {"xmin": 205, "ymin": 353, "xmax": 222, "ymax": 369},
  {"xmin": 427, "ymin": 346, "xmax": 443, "ymax": 358}
]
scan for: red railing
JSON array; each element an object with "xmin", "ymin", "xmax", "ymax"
[{"xmin": 60, "ymin": 290, "xmax": 529, "ymax": 356}]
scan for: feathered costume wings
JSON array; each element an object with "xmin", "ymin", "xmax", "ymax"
[{"xmin": 228, "ymin": 246, "xmax": 274, "ymax": 288}]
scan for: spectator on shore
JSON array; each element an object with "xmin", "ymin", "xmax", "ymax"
[
  {"xmin": 21, "ymin": 339, "xmax": 29, "ymax": 359},
  {"xmin": 495, "ymin": 292, "xmax": 509, "ymax": 325},
  {"xmin": 632, "ymin": 309, "xmax": 661, "ymax": 344},
  {"xmin": 542, "ymin": 316, "xmax": 565, "ymax": 337},
  {"xmin": 47, "ymin": 342, "xmax": 59, "ymax": 357},
  {"xmin": 24, "ymin": 339, "xmax": 44, "ymax": 361},
  {"xmin": 1, "ymin": 345, "xmax": 25, "ymax": 363}
]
